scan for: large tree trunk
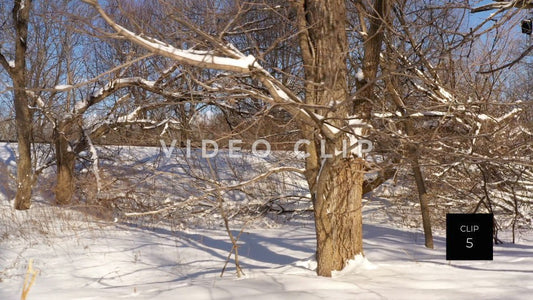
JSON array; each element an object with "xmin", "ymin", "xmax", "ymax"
[
  {"xmin": 12, "ymin": 0, "xmax": 33, "ymax": 210},
  {"xmin": 13, "ymin": 84, "xmax": 33, "ymax": 210},
  {"xmin": 311, "ymin": 157, "xmax": 365, "ymax": 276},
  {"xmin": 54, "ymin": 122, "xmax": 76, "ymax": 205},
  {"xmin": 295, "ymin": 0, "xmax": 366, "ymax": 276}
]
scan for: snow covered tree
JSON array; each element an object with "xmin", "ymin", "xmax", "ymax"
[
  {"xmin": 294, "ymin": 0, "xmax": 393, "ymax": 275},
  {"xmin": 65, "ymin": 0, "xmax": 531, "ymax": 276},
  {"xmin": 80, "ymin": 0, "xmax": 384, "ymax": 276}
]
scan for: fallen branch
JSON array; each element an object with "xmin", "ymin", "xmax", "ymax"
[{"xmin": 20, "ymin": 259, "xmax": 38, "ymax": 300}]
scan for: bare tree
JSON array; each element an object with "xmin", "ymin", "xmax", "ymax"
[
  {"xmin": 368, "ymin": 1, "xmax": 533, "ymax": 244},
  {"xmin": 293, "ymin": 0, "xmax": 389, "ymax": 275}
]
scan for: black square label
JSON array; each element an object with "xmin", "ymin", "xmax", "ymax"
[{"xmin": 446, "ymin": 213, "xmax": 493, "ymax": 260}]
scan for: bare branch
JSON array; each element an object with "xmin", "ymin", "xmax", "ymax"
[
  {"xmin": 479, "ymin": 44, "xmax": 533, "ymax": 74},
  {"xmin": 213, "ymin": 167, "xmax": 305, "ymax": 192},
  {"xmin": 0, "ymin": 51, "xmax": 14, "ymax": 75}
]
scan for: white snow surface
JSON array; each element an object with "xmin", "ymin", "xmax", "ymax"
[
  {"xmin": 1, "ymin": 144, "xmax": 532, "ymax": 299},
  {"xmin": 1, "ymin": 207, "xmax": 531, "ymax": 300}
]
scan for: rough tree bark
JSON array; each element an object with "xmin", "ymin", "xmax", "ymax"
[
  {"xmin": 408, "ymin": 144, "xmax": 434, "ymax": 248},
  {"xmin": 12, "ymin": 0, "xmax": 34, "ymax": 210},
  {"xmin": 54, "ymin": 120, "xmax": 77, "ymax": 204},
  {"xmin": 295, "ymin": 0, "xmax": 367, "ymax": 276},
  {"xmin": 355, "ymin": 0, "xmax": 389, "ymax": 119},
  {"xmin": 312, "ymin": 157, "xmax": 365, "ymax": 276}
]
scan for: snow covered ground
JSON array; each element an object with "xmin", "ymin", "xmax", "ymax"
[
  {"xmin": 1, "ymin": 205, "xmax": 531, "ymax": 300},
  {"xmin": 1, "ymin": 143, "xmax": 532, "ymax": 299}
]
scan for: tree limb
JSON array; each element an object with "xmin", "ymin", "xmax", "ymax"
[
  {"xmin": 82, "ymin": 0, "xmax": 337, "ymax": 139},
  {"xmin": 0, "ymin": 51, "xmax": 14, "ymax": 75}
]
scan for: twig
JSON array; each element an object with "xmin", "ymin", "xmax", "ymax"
[
  {"xmin": 20, "ymin": 259, "xmax": 38, "ymax": 300},
  {"xmin": 479, "ymin": 44, "xmax": 533, "ymax": 74}
]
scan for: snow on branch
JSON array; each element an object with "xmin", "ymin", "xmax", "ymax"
[
  {"xmin": 471, "ymin": 1, "xmax": 533, "ymax": 13},
  {"xmin": 116, "ymin": 106, "xmax": 144, "ymax": 123},
  {"xmin": 26, "ymin": 90, "xmax": 57, "ymax": 126},
  {"xmin": 82, "ymin": 0, "xmax": 335, "ymax": 140},
  {"xmin": 468, "ymin": 108, "xmax": 523, "ymax": 124},
  {"xmin": 84, "ymin": 129, "xmax": 102, "ymax": 193},
  {"xmin": 0, "ymin": 51, "xmax": 14, "ymax": 74},
  {"xmin": 395, "ymin": 52, "xmax": 523, "ymax": 127},
  {"xmin": 83, "ymin": 0, "xmax": 257, "ymax": 73},
  {"xmin": 54, "ymin": 84, "xmax": 73, "ymax": 91},
  {"xmin": 75, "ymin": 76, "xmax": 189, "ymax": 115},
  {"xmin": 373, "ymin": 111, "xmax": 448, "ymax": 119}
]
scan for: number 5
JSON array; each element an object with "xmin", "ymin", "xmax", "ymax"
[{"xmin": 466, "ymin": 237, "xmax": 473, "ymax": 248}]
